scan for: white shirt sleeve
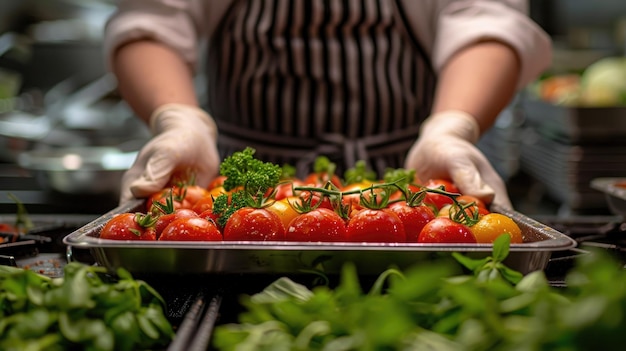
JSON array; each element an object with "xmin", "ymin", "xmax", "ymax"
[
  {"xmin": 432, "ymin": 0, "xmax": 552, "ymax": 89},
  {"xmin": 102, "ymin": 0, "xmax": 207, "ymax": 71},
  {"xmin": 401, "ymin": 0, "xmax": 552, "ymax": 90}
]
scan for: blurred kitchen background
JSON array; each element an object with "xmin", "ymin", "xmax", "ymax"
[{"xmin": 1, "ymin": 0, "xmax": 626, "ymax": 217}]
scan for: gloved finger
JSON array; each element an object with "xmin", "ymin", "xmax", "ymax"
[
  {"xmin": 129, "ymin": 150, "xmax": 179, "ymax": 199},
  {"xmin": 449, "ymin": 154, "xmax": 513, "ymax": 210},
  {"xmin": 119, "ymin": 153, "xmax": 150, "ymax": 204}
]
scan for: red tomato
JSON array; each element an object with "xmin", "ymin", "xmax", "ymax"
[
  {"xmin": 299, "ymin": 190, "xmax": 334, "ymax": 211},
  {"xmin": 437, "ymin": 203, "xmax": 489, "ymax": 219},
  {"xmin": 207, "ymin": 175, "xmax": 227, "ymax": 190},
  {"xmin": 147, "ymin": 188, "xmax": 186, "ymax": 212},
  {"xmin": 198, "ymin": 209, "xmax": 220, "ymax": 226},
  {"xmin": 422, "ymin": 179, "xmax": 459, "ymax": 210},
  {"xmin": 177, "ymin": 184, "xmax": 211, "ymax": 208},
  {"xmin": 346, "ymin": 208, "xmax": 406, "ymax": 243},
  {"xmin": 286, "ymin": 208, "xmax": 347, "ymax": 242},
  {"xmin": 223, "ymin": 208, "xmax": 286, "ymax": 241},
  {"xmin": 417, "ymin": 217, "xmax": 476, "ymax": 244},
  {"xmin": 456, "ymin": 195, "xmax": 487, "ymax": 210},
  {"xmin": 100, "ymin": 213, "xmax": 156, "ymax": 241},
  {"xmin": 154, "ymin": 208, "xmax": 199, "ymax": 239},
  {"xmin": 191, "ymin": 186, "xmax": 228, "ymax": 214},
  {"xmin": 341, "ymin": 181, "xmax": 382, "ymax": 212},
  {"xmin": 304, "ymin": 172, "xmax": 342, "ymax": 188},
  {"xmin": 270, "ymin": 179, "xmax": 306, "ymax": 201},
  {"xmin": 388, "ymin": 184, "xmax": 422, "ymax": 202},
  {"xmin": 159, "ymin": 217, "xmax": 222, "ymax": 241},
  {"xmin": 387, "ymin": 202, "xmax": 436, "ymax": 243}
]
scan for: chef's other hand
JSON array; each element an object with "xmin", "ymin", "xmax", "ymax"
[
  {"xmin": 405, "ymin": 110, "xmax": 513, "ymax": 209},
  {"xmin": 119, "ymin": 103, "xmax": 220, "ymax": 204}
]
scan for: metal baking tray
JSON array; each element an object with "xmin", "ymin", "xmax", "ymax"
[
  {"xmin": 63, "ymin": 200, "xmax": 577, "ymax": 275},
  {"xmin": 591, "ymin": 178, "xmax": 626, "ymax": 218}
]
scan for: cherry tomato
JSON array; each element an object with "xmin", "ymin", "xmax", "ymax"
[
  {"xmin": 100, "ymin": 213, "xmax": 156, "ymax": 241},
  {"xmin": 388, "ymin": 184, "xmax": 422, "ymax": 202},
  {"xmin": 159, "ymin": 217, "xmax": 222, "ymax": 241},
  {"xmin": 341, "ymin": 181, "xmax": 382, "ymax": 212},
  {"xmin": 154, "ymin": 208, "xmax": 199, "ymax": 239},
  {"xmin": 207, "ymin": 175, "xmax": 227, "ymax": 190},
  {"xmin": 286, "ymin": 208, "xmax": 347, "ymax": 242},
  {"xmin": 456, "ymin": 195, "xmax": 488, "ymax": 210},
  {"xmin": 147, "ymin": 188, "xmax": 187, "ymax": 212},
  {"xmin": 470, "ymin": 213, "xmax": 523, "ymax": 244},
  {"xmin": 387, "ymin": 202, "xmax": 435, "ymax": 243},
  {"xmin": 437, "ymin": 203, "xmax": 489, "ymax": 219},
  {"xmin": 265, "ymin": 197, "xmax": 301, "ymax": 231},
  {"xmin": 269, "ymin": 179, "xmax": 306, "ymax": 201},
  {"xmin": 299, "ymin": 190, "xmax": 334, "ymax": 211},
  {"xmin": 191, "ymin": 186, "xmax": 228, "ymax": 214},
  {"xmin": 346, "ymin": 208, "xmax": 406, "ymax": 243},
  {"xmin": 417, "ymin": 217, "xmax": 476, "ymax": 244},
  {"xmin": 176, "ymin": 184, "xmax": 211, "ymax": 208},
  {"xmin": 198, "ymin": 209, "xmax": 221, "ymax": 226},
  {"xmin": 304, "ymin": 172, "xmax": 342, "ymax": 188},
  {"xmin": 422, "ymin": 179, "xmax": 459, "ymax": 210},
  {"xmin": 223, "ymin": 208, "xmax": 286, "ymax": 241}
]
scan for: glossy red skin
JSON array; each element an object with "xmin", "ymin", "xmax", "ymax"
[
  {"xmin": 223, "ymin": 208, "xmax": 286, "ymax": 241},
  {"xmin": 159, "ymin": 217, "xmax": 222, "ymax": 241},
  {"xmin": 154, "ymin": 208, "xmax": 199, "ymax": 239},
  {"xmin": 388, "ymin": 202, "xmax": 436, "ymax": 243},
  {"xmin": 417, "ymin": 217, "xmax": 476, "ymax": 244},
  {"xmin": 176, "ymin": 185, "xmax": 211, "ymax": 208},
  {"xmin": 304, "ymin": 172, "xmax": 342, "ymax": 188},
  {"xmin": 286, "ymin": 208, "xmax": 347, "ymax": 242},
  {"xmin": 299, "ymin": 191, "xmax": 334, "ymax": 211},
  {"xmin": 271, "ymin": 179, "xmax": 306, "ymax": 200},
  {"xmin": 100, "ymin": 213, "xmax": 156, "ymax": 241},
  {"xmin": 198, "ymin": 209, "xmax": 220, "ymax": 225},
  {"xmin": 341, "ymin": 181, "xmax": 383, "ymax": 212},
  {"xmin": 346, "ymin": 208, "xmax": 406, "ymax": 243},
  {"xmin": 207, "ymin": 175, "xmax": 227, "ymax": 190},
  {"xmin": 388, "ymin": 184, "xmax": 422, "ymax": 202},
  {"xmin": 422, "ymin": 179, "xmax": 460, "ymax": 210},
  {"xmin": 147, "ymin": 188, "xmax": 187, "ymax": 212}
]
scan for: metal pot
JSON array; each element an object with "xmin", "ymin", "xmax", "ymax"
[{"xmin": 16, "ymin": 146, "xmax": 137, "ymax": 195}]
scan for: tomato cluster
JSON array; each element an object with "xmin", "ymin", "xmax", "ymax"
[{"xmin": 99, "ymin": 169, "xmax": 523, "ymax": 245}]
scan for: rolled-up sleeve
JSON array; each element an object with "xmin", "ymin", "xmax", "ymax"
[
  {"xmin": 432, "ymin": 0, "xmax": 552, "ymax": 88},
  {"xmin": 103, "ymin": 0, "xmax": 203, "ymax": 71}
]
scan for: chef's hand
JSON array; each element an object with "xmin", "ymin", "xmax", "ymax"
[
  {"xmin": 405, "ymin": 110, "xmax": 513, "ymax": 209},
  {"xmin": 119, "ymin": 103, "xmax": 220, "ymax": 204}
]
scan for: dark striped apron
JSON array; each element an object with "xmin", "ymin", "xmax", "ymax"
[{"xmin": 206, "ymin": 0, "xmax": 436, "ymax": 179}]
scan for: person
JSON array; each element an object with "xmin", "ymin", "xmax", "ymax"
[{"xmin": 104, "ymin": 0, "xmax": 552, "ymax": 209}]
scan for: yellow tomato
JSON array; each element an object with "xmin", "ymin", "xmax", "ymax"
[
  {"xmin": 470, "ymin": 213, "xmax": 523, "ymax": 244},
  {"xmin": 266, "ymin": 196, "xmax": 301, "ymax": 230}
]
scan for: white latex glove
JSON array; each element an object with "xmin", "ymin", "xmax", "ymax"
[
  {"xmin": 405, "ymin": 110, "xmax": 513, "ymax": 209},
  {"xmin": 119, "ymin": 103, "xmax": 220, "ymax": 203}
]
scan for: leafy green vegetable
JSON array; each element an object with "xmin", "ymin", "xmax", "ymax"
[
  {"xmin": 219, "ymin": 147, "xmax": 282, "ymax": 194},
  {"xmin": 212, "ymin": 239, "xmax": 626, "ymax": 351},
  {"xmin": 343, "ymin": 160, "xmax": 377, "ymax": 185},
  {"xmin": 0, "ymin": 263, "xmax": 173, "ymax": 351}
]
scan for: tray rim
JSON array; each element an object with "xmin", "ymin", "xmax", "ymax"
[{"xmin": 62, "ymin": 200, "xmax": 577, "ymax": 253}]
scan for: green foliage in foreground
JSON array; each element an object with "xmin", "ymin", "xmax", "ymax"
[
  {"xmin": 213, "ymin": 235, "xmax": 626, "ymax": 351},
  {"xmin": 0, "ymin": 263, "xmax": 173, "ymax": 351}
]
